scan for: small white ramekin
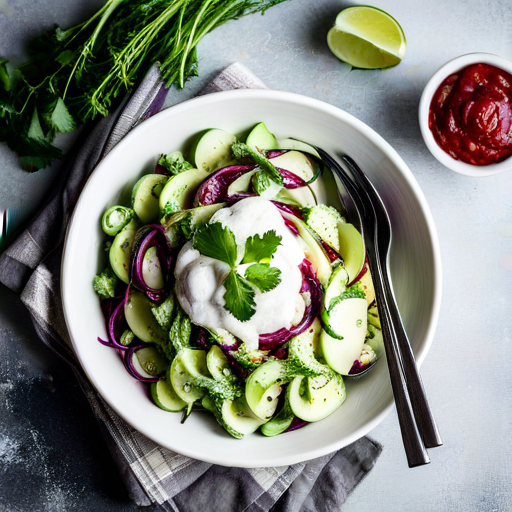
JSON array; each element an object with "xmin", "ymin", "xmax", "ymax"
[{"xmin": 419, "ymin": 52, "xmax": 512, "ymax": 177}]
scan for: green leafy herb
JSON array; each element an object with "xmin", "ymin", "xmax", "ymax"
[
  {"xmin": 231, "ymin": 142, "xmax": 283, "ymax": 185},
  {"xmin": 223, "ymin": 270, "xmax": 256, "ymax": 322},
  {"xmin": 251, "ymin": 169, "xmax": 272, "ymax": 195},
  {"xmin": 93, "ymin": 268, "xmax": 118, "ymax": 300},
  {"xmin": 158, "ymin": 151, "xmax": 194, "ymax": 175},
  {"xmin": 244, "ymin": 263, "xmax": 281, "ymax": 292},
  {"xmin": 192, "ymin": 222, "xmax": 238, "ymax": 267},
  {"xmin": 242, "ymin": 230, "xmax": 282, "ymax": 264},
  {"xmin": 0, "ymin": 0, "xmax": 288, "ymax": 171}
]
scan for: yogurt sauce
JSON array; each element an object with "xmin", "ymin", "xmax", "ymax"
[{"xmin": 175, "ymin": 197, "xmax": 306, "ymax": 350}]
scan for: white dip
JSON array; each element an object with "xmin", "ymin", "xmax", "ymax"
[{"xmin": 174, "ymin": 197, "xmax": 306, "ymax": 350}]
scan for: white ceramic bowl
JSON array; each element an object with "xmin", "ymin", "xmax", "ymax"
[
  {"xmin": 62, "ymin": 89, "xmax": 441, "ymax": 467},
  {"xmin": 419, "ymin": 52, "xmax": 512, "ymax": 177}
]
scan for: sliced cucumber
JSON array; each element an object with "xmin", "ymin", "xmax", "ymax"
[
  {"xmin": 245, "ymin": 359, "xmax": 286, "ymax": 420},
  {"xmin": 193, "ymin": 128, "xmax": 237, "ymax": 173},
  {"xmin": 227, "ymin": 169, "xmax": 258, "ymax": 197},
  {"xmin": 277, "ymin": 185, "xmax": 317, "ymax": 207},
  {"xmin": 366, "ymin": 323, "xmax": 384, "ymax": 359},
  {"xmin": 305, "ymin": 205, "xmax": 345, "ymax": 250},
  {"xmin": 142, "ymin": 246, "xmax": 164, "ymax": 290},
  {"xmin": 132, "ymin": 174, "xmax": 168, "ymax": 224},
  {"xmin": 368, "ymin": 306, "xmax": 381, "ymax": 329},
  {"xmin": 134, "ymin": 346, "xmax": 168, "ymax": 376},
  {"xmin": 206, "ymin": 345, "xmax": 232, "ymax": 381},
  {"xmin": 170, "ymin": 348, "xmax": 209, "ymax": 404},
  {"xmin": 324, "ymin": 264, "xmax": 349, "ymax": 310},
  {"xmin": 277, "ymin": 138, "xmax": 320, "ymax": 158},
  {"xmin": 221, "ymin": 397, "xmax": 267, "ymax": 437},
  {"xmin": 260, "ymin": 387, "xmax": 295, "ymax": 437},
  {"xmin": 288, "ymin": 373, "xmax": 346, "ymax": 422},
  {"xmin": 282, "ymin": 213, "xmax": 332, "ymax": 285},
  {"xmin": 246, "ymin": 122, "xmax": 279, "ymax": 151},
  {"xmin": 270, "ymin": 151, "xmax": 315, "ymax": 182},
  {"xmin": 151, "ymin": 379, "xmax": 187, "ymax": 412},
  {"xmin": 159, "ymin": 167, "xmax": 209, "ymax": 213},
  {"xmin": 320, "ymin": 298, "xmax": 368, "ymax": 375},
  {"xmin": 102, "ymin": 205, "xmax": 134, "ymax": 236},
  {"xmin": 124, "ymin": 288, "xmax": 167, "ymax": 344},
  {"xmin": 337, "ymin": 222, "xmax": 365, "ymax": 284},
  {"xmin": 109, "ymin": 219, "xmax": 139, "ymax": 283}
]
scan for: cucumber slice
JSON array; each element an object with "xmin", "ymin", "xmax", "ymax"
[
  {"xmin": 260, "ymin": 387, "xmax": 294, "ymax": 437},
  {"xmin": 246, "ymin": 122, "xmax": 279, "ymax": 151},
  {"xmin": 337, "ymin": 222, "xmax": 365, "ymax": 284},
  {"xmin": 288, "ymin": 373, "xmax": 346, "ymax": 422},
  {"xmin": 305, "ymin": 205, "xmax": 345, "ymax": 250},
  {"xmin": 135, "ymin": 346, "xmax": 168, "ymax": 376},
  {"xmin": 324, "ymin": 265, "xmax": 349, "ymax": 310},
  {"xmin": 320, "ymin": 298, "xmax": 368, "ymax": 375},
  {"xmin": 366, "ymin": 323, "xmax": 384, "ymax": 359},
  {"xmin": 193, "ymin": 128, "xmax": 237, "ymax": 174},
  {"xmin": 109, "ymin": 219, "xmax": 139, "ymax": 284},
  {"xmin": 170, "ymin": 348, "xmax": 209, "ymax": 404},
  {"xmin": 221, "ymin": 397, "xmax": 267, "ymax": 436},
  {"xmin": 270, "ymin": 151, "xmax": 315, "ymax": 182},
  {"xmin": 102, "ymin": 205, "xmax": 134, "ymax": 236},
  {"xmin": 159, "ymin": 167, "xmax": 209, "ymax": 213},
  {"xmin": 368, "ymin": 307, "xmax": 381, "ymax": 329},
  {"xmin": 277, "ymin": 138, "xmax": 320, "ymax": 158},
  {"xmin": 132, "ymin": 174, "xmax": 168, "ymax": 224},
  {"xmin": 282, "ymin": 213, "xmax": 332, "ymax": 285},
  {"xmin": 124, "ymin": 288, "xmax": 167, "ymax": 344},
  {"xmin": 151, "ymin": 379, "xmax": 187, "ymax": 412},
  {"xmin": 227, "ymin": 169, "xmax": 257, "ymax": 197},
  {"xmin": 245, "ymin": 359, "xmax": 287, "ymax": 420},
  {"xmin": 142, "ymin": 246, "xmax": 164, "ymax": 290},
  {"xmin": 277, "ymin": 185, "xmax": 317, "ymax": 207},
  {"xmin": 206, "ymin": 345, "xmax": 232, "ymax": 381}
]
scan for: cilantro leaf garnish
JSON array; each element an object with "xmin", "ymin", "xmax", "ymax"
[
  {"xmin": 242, "ymin": 230, "xmax": 282, "ymax": 264},
  {"xmin": 223, "ymin": 270, "xmax": 256, "ymax": 322},
  {"xmin": 244, "ymin": 263, "xmax": 281, "ymax": 292},
  {"xmin": 192, "ymin": 222, "xmax": 238, "ymax": 267},
  {"xmin": 231, "ymin": 142, "xmax": 283, "ymax": 185}
]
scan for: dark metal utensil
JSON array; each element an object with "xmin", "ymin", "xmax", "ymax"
[{"xmin": 315, "ymin": 147, "xmax": 441, "ymax": 467}]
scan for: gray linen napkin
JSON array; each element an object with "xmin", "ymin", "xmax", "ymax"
[{"xmin": 0, "ymin": 62, "xmax": 382, "ymax": 511}]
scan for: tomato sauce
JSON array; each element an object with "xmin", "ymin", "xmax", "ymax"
[{"xmin": 428, "ymin": 63, "xmax": 512, "ymax": 166}]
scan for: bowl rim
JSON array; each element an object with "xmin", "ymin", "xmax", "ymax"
[
  {"xmin": 61, "ymin": 88, "xmax": 442, "ymax": 467},
  {"xmin": 418, "ymin": 51, "xmax": 512, "ymax": 177}
]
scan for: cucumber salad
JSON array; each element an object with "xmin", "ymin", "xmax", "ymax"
[{"xmin": 93, "ymin": 122, "xmax": 384, "ymax": 439}]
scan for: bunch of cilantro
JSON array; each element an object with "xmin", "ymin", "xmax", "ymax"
[
  {"xmin": 192, "ymin": 222, "xmax": 283, "ymax": 321},
  {"xmin": 0, "ymin": 0, "xmax": 287, "ymax": 171}
]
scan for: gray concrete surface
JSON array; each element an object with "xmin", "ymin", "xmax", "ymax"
[{"xmin": 1, "ymin": 0, "xmax": 512, "ymax": 510}]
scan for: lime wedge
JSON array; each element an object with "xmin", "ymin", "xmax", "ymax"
[{"xmin": 327, "ymin": 6, "xmax": 406, "ymax": 69}]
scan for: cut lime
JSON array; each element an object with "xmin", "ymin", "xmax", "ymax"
[{"xmin": 327, "ymin": 6, "xmax": 406, "ymax": 69}]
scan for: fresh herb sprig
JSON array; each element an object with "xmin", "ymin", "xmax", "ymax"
[
  {"xmin": 192, "ymin": 222, "xmax": 282, "ymax": 321},
  {"xmin": 231, "ymin": 142, "xmax": 283, "ymax": 185},
  {"xmin": 0, "ymin": 0, "xmax": 288, "ymax": 171}
]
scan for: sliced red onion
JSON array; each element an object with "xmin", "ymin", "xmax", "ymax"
[
  {"xmin": 320, "ymin": 240, "xmax": 341, "ymax": 264},
  {"xmin": 279, "ymin": 168, "xmax": 307, "ymax": 189},
  {"xmin": 282, "ymin": 216, "xmax": 299, "ymax": 236},
  {"xmin": 193, "ymin": 164, "xmax": 256, "ymax": 206},
  {"xmin": 123, "ymin": 344, "xmax": 161, "ymax": 383},
  {"xmin": 265, "ymin": 149, "xmax": 287, "ymax": 159},
  {"xmin": 271, "ymin": 201, "xmax": 304, "ymax": 219},
  {"xmin": 154, "ymin": 162, "xmax": 169, "ymax": 175},
  {"xmin": 347, "ymin": 255, "xmax": 369, "ymax": 287},
  {"xmin": 98, "ymin": 287, "xmax": 131, "ymax": 351},
  {"xmin": 349, "ymin": 359, "xmax": 370, "ymax": 375},
  {"xmin": 259, "ymin": 259, "xmax": 322, "ymax": 351},
  {"xmin": 285, "ymin": 417, "xmax": 310, "ymax": 432},
  {"xmin": 130, "ymin": 224, "xmax": 172, "ymax": 303}
]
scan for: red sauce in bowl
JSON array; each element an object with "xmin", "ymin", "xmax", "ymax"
[{"xmin": 428, "ymin": 63, "xmax": 512, "ymax": 166}]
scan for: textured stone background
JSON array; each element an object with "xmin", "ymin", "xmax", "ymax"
[{"xmin": 1, "ymin": 0, "xmax": 512, "ymax": 510}]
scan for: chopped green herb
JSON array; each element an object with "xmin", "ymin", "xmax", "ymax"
[
  {"xmin": 242, "ymin": 230, "xmax": 282, "ymax": 264},
  {"xmin": 223, "ymin": 270, "xmax": 256, "ymax": 322},
  {"xmin": 244, "ymin": 263, "xmax": 281, "ymax": 292},
  {"xmin": 92, "ymin": 268, "xmax": 118, "ymax": 300},
  {"xmin": 192, "ymin": 222, "xmax": 238, "ymax": 267},
  {"xmin": 158, "ymin": 151, "xmax": 194, "ymax": 175}
]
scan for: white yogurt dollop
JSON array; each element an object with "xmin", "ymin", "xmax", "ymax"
[{"xmin": 174, "ymin": 197, "xmax": 305, "ymax": 350}]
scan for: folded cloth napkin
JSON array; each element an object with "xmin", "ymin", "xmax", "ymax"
[{"xmin": 0, "ymin": 62, "xmax": 382, "ymax": 511}]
